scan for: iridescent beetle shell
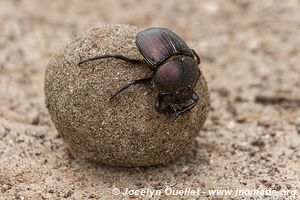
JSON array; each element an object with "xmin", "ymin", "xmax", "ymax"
[
  {"xmin": 152, "ymin": 55, "xmax": 200, "ymax": 94},
  {"xmin": 136, "ymin": 28, "xmax": 194, "ymax": 67},
  {"xmin": 136, "ymin": 28, "xmax": 200, "ymax": 95}
]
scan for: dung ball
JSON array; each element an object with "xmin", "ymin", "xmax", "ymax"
[{"xmin": 44, "ymin": 24, "xmax": 210, "ymax": 167}]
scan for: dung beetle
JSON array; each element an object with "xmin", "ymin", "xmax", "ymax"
[{"xmin": 79, "ymin": 28, "xmax": 201, "ymax": 120}]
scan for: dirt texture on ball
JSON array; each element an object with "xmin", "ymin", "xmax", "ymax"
[{"xmin": 44, "ymin": 24, "xmax": 210, "ymax": 167}]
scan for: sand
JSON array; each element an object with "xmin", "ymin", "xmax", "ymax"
[{"xmin": 0, "ymin": 0, "xmax": 299, "ymax": 199}]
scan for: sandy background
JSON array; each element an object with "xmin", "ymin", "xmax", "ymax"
[{"xmin": 0, "ymin": 0, "xmax": 299, "ymax": 199}]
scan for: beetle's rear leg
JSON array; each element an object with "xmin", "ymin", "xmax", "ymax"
[
  {"xmin": 173, "ymin": 91, "xmax": 199, "ymax": 120},
  {"xmin": 78, "ymin": 54, "xmax": 144, "ymax": 65},
  {"xmin": 110, "ymin": 76, "xmax": 152, "ymax": 99}
]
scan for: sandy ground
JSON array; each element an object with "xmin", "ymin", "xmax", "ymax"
[{"xmin": 0, "ymin": 0, "xmax": 299, "ymax": 199}]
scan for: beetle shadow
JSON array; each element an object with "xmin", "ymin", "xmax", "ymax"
[{"xmin": 65, "ymin": 134, "xmax": 217, "ymax": 190}]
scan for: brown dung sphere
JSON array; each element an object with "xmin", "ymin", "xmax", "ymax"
[{"xmin": 45, "ymin": 24, "xmax": 210, "ymax": 167}]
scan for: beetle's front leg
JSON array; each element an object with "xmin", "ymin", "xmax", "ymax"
[
  {"xmin": 155, "ymin": 94, "xmax": 172, "ymax": 113},
  {"xmin": 155, "ymin": 94, "xmax": 163, "ymax": 112},
  {"xmin": 173, "ymin": 91, "xmax": 199, "ymax": 120}
]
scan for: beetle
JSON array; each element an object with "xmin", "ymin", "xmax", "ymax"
[{"xmin": 78, "ymin": 28, "xmax": 201, "ymax": 120}]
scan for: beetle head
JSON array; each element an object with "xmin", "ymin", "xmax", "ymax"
[{"xmin": 153, "ymin": 56, "xmax": 200, "ymax": 101}]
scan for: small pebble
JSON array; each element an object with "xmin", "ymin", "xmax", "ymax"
[
  {"xmin": 273, "ymin": 183, "xmax": 282, "ymax": 191},
  {"xmin": 47, "ymin": 189, "xmax": 54, "ymax": 193},
  {"xmin": 64, "ymin": 190, "xmax": 73, "ymax": 198},
  {"xmin": 181, "ymin": 166, "xmax": 190, "ymax": 173},
  {"xmin": 1, "ymin": 187, "xmax": 6, "ymax": 193}
]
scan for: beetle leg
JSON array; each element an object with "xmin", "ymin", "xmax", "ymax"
[
  {"xmin": 155, "ymin": 94, "xmax": 175, "ymax": 113},
  {"xmin": 78, "ymin": 54, "xmax": 144, "ymax": 65},
  {"xmin": 110, "ymin": 76, "xmax": 152, "ymax": 100},
  {"xmin": 192, "ymin": 49, "xmax": 201, "ymax": 65},
  {"xmin": 173, "ymin": 91, "xmax": 199, "ymax": 120},
  {"xmin": 155, "ymin": 94, "xmax": 164, "ymax": 112}
]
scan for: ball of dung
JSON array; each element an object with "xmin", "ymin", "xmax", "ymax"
[{"xmin": 45, "ymin": 24, "xmax": 210, "ymax": 167}]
